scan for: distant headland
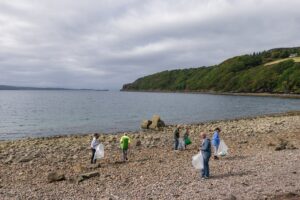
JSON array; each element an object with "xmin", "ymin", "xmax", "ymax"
[{"xmin": 0, "ymin": 85, "xmax": 109, "ymax": 91}]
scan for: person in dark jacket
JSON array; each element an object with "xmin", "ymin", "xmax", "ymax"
[
  {"xmin": 200, "ymin": 132, "xmax": 211, "ymax": 179},
  {"xmin": 173, "ymin": 125, "xmax": 181, "ymax": 150}
]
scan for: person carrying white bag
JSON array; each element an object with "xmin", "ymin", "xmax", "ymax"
[
  {"xmin": 90, "ymin": 133, "xmax": 104, "ymax": 164},
  {"xmin": 192, "ymin": 132, "xmax": 211, "ymax": 179}
]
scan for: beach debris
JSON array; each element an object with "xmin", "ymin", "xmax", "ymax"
[
  {"xmin": 275, "ymin": 139, "xmax": 297, "ymax": 151},
  {"xmin": 78, "ymin": 171, "xmax": 100, "ymax": 182},
  {"xmin": 18, "ymin": 154, "xmax": 35, "ymax": 163},
  {"xmin": 47, "ymin": 172, "xmax": 66, "ymax": 183}
]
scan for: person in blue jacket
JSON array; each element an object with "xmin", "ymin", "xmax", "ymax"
[
  {"xmin": 200, "ymin": 132, "xmax": 211, "ymax": 179},
  {"xmin": 212, "ymin": 128, "xmax": 221, "ymax": 160}
]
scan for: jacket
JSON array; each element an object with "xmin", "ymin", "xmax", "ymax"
[
  {"xmin": 201, "ymin": 138, "xmax": 211, "ymax": 158},
  {"xmin": 212, "ymin": 131, "xmax": 220, "ymax": 147}
]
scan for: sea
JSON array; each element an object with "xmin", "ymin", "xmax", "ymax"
[{"xmin": 0, "ymin": 90, "xmax": 299, "ymax": 140}]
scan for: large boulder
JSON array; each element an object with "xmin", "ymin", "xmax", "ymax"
[
  {"xmin": 149, "ymin": 115, "xmax": 165, "ymax": 129},
  {"xmin": 141, "ymin": 120, "xmax": 152, "ymax": 129}
]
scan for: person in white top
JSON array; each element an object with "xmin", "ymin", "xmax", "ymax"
[{"xmin": 90, "ymin": 133, "xmax": 100, "ymax": 164}]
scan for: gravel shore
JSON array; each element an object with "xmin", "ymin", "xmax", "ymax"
[{"xmin": 1, "ymin": 112, "xmax": 300, "ymax": 200}]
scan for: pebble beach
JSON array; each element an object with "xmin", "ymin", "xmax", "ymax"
[{"xmin": 1, "ymin": 111, "xmax": 300, "ymax": 200}]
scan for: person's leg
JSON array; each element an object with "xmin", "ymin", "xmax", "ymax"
[
  {"xmin": 203, "ymin": 156, "xmax": 209, "ymax": 178},
  {"xmin": 124, "ymin": 149, "xmax": 128, "ymax": 161},
  {"xmin": 91, "ymin": 149, "xmax": 96, "ymax": 164},
  {"xmin": 122, "ymin": 149, "xmax": 125, "ymax": 161},
  {"xmin": 214, "ymin": 145, "xmax": 219, "ymax": 159},
  {"xmin": 206, "ymin": 157, "xmax": 210, "ymax": 177},
  {"xmin": 201, "ymin": 156, "xmax": 205, "ymax": 178},
  {"xmin": 175, "ymin": 138, "xmax": 179, "ymax": 150}
]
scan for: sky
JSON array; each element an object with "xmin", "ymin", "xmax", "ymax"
[{"xmin": 0, "ymin": 0, "xmax": 300, "ymax": 90}]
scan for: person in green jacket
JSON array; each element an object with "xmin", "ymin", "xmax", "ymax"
[{"xmin": 120, "ymin": 133, "xmax": 131, "ymax": 161}]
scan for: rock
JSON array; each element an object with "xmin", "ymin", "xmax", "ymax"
[
  {"xmin": 149, "ymin": 115, "xmax": 160, "ymax": 129},
  {"xmin": 86, "ymin": 163, "xmax": 101, "ymax": 170},
  {"xmin": 78, "ymin": 171, "xmax": 100, "ymax": 182},
  {"xmin": 286, "ymin": 143, "xmax": 297, "ymax": 150},
  {"xmin": 149, "ymin": 115, "xmax": 165, "ymax": 129},
  {"xmin": 4, "ymin": 155, "xmax": 13, "ymax": 164},
  {"xmin": 18, "ymin": 155, "xmax": 35, "ymax": 163},
  {"xmin": 47, "ymin": 172, "xmax": 66, "ymax": 183},
  {"xmin": 136, "ymin": 140, "xmax": 142, "ymax": 147},
  {"xmin": 224, "ymin": 194, "xmax": 237, "ymax": 200},
  {"xmin": 141, "ymin": 120, "xmax": 152, "ymax": 129},
  {"xmin": 275, "ymin": 139, "xmax": 288, "ymax": 151}
]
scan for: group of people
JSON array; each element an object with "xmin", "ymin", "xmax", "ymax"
[
  {"xmin": 174, "ymin": 125, "xmax": 221, "ymax": 179},
  {"xmin": 90, "ymin": 132, "xmax": 131, "ymax": 164},
  {"xmin": 173, "ymin": 125, "xmax": 192, "ymax": 150},
  {"xmin": 90, "ymin": 126, "xmax": 222, "ymax": 180}
]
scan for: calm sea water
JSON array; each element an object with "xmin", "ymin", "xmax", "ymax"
[{"xmin": 0, "ymin": 91, "xmax": 299, "ymax": 140}]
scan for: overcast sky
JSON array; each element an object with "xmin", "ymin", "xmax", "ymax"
[{"xmin": 0, "ymin": 0, "xmax": 300, "ymax": 89}]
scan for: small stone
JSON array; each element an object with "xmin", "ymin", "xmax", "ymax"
[
  {"xmin": 47, "ymin": 172, "xmax": 66, "ymax": 183},
  {"xmin": 4, "ymin": 155, "xmax": 13, "ymax": 164},
  {"xmin": 136, "ymin": 140, "xmax": 142, "ymax": 147},
  {"xmin": 224, "ymin": 194, "xmax": 237, "ymax": 200},
  {"xmin": 18, "ymin": 155, "xmax": 34, "ymax": 163}
]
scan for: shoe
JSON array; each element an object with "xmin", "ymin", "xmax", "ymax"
[{"xmin": 204, "ymin": 176, "xmax": 209, "ymax": 179}]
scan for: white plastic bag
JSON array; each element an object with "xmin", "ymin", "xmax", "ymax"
[
  {"xmin": 94, "ymin": 143, "xmax": 104, "ymax": 159},
  {"xmin": 192, "ymin": 152, "xmax": 204, "ymax": 169},
  {"xmin": 178, "ymin": 138, "xmax": 185, "ymax": 150},
  {"xmin": 217, "ymin": 140, "xmax": 228, "ymax": 156}
]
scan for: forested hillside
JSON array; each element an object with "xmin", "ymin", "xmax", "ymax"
[{"xmin": 122, "ymin": 47, "xmax": 300, "ymax": 93}]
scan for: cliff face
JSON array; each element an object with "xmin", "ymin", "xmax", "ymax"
[{"xmin": 122, "ymin": 47, "xmax": 300, "ymax": 94}]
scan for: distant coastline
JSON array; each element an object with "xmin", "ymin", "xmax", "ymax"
[
  {"xmin": 121, "ymin": 89, "xmax": 300, "ymax": 99},
  {"xmin": 0, "ymin": 85, "xmax": 109, "ymax": 91}
]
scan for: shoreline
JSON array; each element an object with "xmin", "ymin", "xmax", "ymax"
[
  {"xmin": 121, "ymin": 90, "xmax": 300, "ymax": 99},
  {"xmin": 1, "ymin": 111, "xmax": 300, "ymax": 199},
  {"xmin": 2, "ymin": 110, "xmax": 300, "ymax": 142}
]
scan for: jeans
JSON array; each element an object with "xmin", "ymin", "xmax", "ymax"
[
  {"xmin": 174, "ymin": 138, "xmax": 179, "ymax": 150},
  {"xmin": 91, "ymin": 148, "xmax": 96, "ymax": 164},
  {"xmin": 201, "ymin": 155, "xmax": 210, "ymax": 177}
]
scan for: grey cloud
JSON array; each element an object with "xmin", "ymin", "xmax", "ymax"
[{"xmin": 0, "ymin": 0, "xmax": 300, "ymax": 89}]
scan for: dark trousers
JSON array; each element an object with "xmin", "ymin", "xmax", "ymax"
[
  {"xmin": 91, "ymin": 148, "xmax": 96, "ymax": 164},
  {"xmin": 122, "ymin": 149, "xmax": 128, "ymax": 161},
  {"xmin": 201, "ymin": 155, "xmax": 210, "ymax": 177},
  {"xmin": 174, "ymin": 138, "xmax": 179, "ymax": 150}
]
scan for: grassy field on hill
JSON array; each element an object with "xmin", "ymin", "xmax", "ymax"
[
  {"xmin": 265, "ymin": 57, "xmax": 300, "ymax": 66},
  {"xmin": 122, "ymin": 47, "xmax": 300, "ymax": 94}
]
